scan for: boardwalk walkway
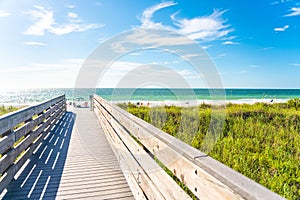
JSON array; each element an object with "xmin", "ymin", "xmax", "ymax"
[{"xmin": 3, "ymin": 108, "xmax": 134, "ymax": 200}]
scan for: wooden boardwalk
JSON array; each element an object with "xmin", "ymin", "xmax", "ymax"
[
  {"xmin": 3, "ymin": 108, "xmax": 134, "ymax": 200},
  {"xmin": 0, "ymin": 95, "xmax": 285, "ymax": 200}
]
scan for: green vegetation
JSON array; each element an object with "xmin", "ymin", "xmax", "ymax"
[
  {"xmin": 288, "ymin": 98, "xmax": 300, "ymax": 111},
  {"xmin": 118, "ymin": 100, "xmax": 300, "ymax": 200},
  {"xmin": 0, "ymin": 105, "xmax": 19, "ymax": 116}
]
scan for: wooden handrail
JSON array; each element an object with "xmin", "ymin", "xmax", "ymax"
[
  {"xmin": 93, "ymin": 94, "xmax": 284, "ymax": 200},
  {"xmin": 0, "ymin": 95, "xmax": 66, "ymax": 192}
]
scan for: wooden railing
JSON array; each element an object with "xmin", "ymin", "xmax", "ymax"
[
  {"xmin": 0, "ymin": 95, "xmax": 66, "ymax": 192},
  {"xmin": 93, "ymin": 95, "xmax": 284, "ymax": 200}
]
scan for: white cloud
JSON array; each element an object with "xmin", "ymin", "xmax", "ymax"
[
  {"xmin": 201, "ymin": 45, "xmax": 211, "ymax": 49},
  {"xmin": 65, "ymin": 4, "xmax": 76, "ymax": 9},
  {"xmin": 271, "ymin": 1, "xmax": 280, "ymax": 5},
  {"xmin": 274, "ymin": 25, "xmax": 289, "ymax": 31},
  {"xmin": 272, "ymin": 0, "xmax": 293, "ymax": 5},
  {"xmin": 173, "ymin": 10, "xmax": 232, "ymax": 41},
  {"xmin": 284, "ymin": 7, "xmax": 300, "ymax": 17},
  {"xmin": 139, "ymin": 2, "xmax": 232, "ymax": 42},
  {"xmin": 170, "ymin": 10, "xmax": 180, "ymax": 21},
  {"xmin": 0, "ymin": 10, "xmax": 11, "ymax": 17},
  {"xmin": 120, "ymin": 29, "xmax": 194, "ymax": 49},
  {"xmin": 218, "ymin": 53, "xmax": 227, "ymax": 58},
  {"xmin": 68, "ymin": 12, "xmax": 78, "ymax": 18},
  {"xmin": 291, "ymin": 63, "xmax": 300, "ymax": 67},
  {"xmin": 222, "ymin": 41, "xmax": 238, "ymax": 45},
  {"xmin": 24, "ymin": 5, "xmax": 102, "ymax": 36},
  {"xmin": 24, "ymin": 41, "xmax": 48, "ymax": 46},
  {"xmin": 223, "ymin": 36, "xmax": 236, "ymax": 40},
  {"xmin": 140, "ymin": 1, "xmax": 177, "ymax": 28},
  {"xmin": 23, "ymin": 5, "xmax": 54, "ymax": 36}
]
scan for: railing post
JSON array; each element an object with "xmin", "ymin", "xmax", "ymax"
[
  {"xmin": 89, "ymin": 95, "xmax": 94, "ymax": 111},
  {"xmin": 63, "ymin": 94, "xmax": 67, "ymax": 111}
]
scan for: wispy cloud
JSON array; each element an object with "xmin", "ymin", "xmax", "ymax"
[
  {"xmin": 173, "ymin": 10, "xmax": 232, "ymax": 41},
  {"xmin": 24, "ymin": 41, "xmax": 48, "ymax": 46},
  {"xmin": 67, "ymin": 12, "xmax": 82, "ymax": 23},
  {"xmin": 217, "ymin": 53, "xmax": 227, "ymax": 58},
  {"xmin": 140, "ymin": 1, "xmax": 177, "ymax": 28},
  {"xmin": 139, "ymin": 2, "xmax": 233, "ymax": 42},
  {"xmin": 202, "ymin": 45, "xmax": 210, "ymax": 49},
  {"xmin": 222, "ymin": 41, "xmax": 239, "ymax": 45},
  {"xmin": 272, "ymin": 0, "xmax": 293, "ymax": 5},
  {"xmin": 24, "ymin": 5, "xmax": 102, "ymax": 36},
  {"xmin": 291, "ymin": 63, "xmax": 300, "ymax": 67},
  {"xmin": 0, "ymin": 10, "xmax": 11, "ymax": 17},
  {"xmin": 274, "ymin": 25, "xmax": 289, "ymax": 31},
  {"xmin": 68, "ymin": 12, "xmax": 78, "ymax": 18},
  {"xmin": 65, "ymin": 4, "xmax": 76, "ymax": 9},
  {"xmin": 115, "ymin": 30, "xmax": 195, "ymax": 53},
  {"xmin": 284, "ymin": 7, "xmax": 300, "ymax": 17}
]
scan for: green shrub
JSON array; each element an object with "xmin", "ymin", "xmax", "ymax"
[{"xmin": 120, "ymin": 102, "xmax": 300, "ymax": 200}]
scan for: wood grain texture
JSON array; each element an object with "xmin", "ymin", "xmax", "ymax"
[
  {"xmin": 95, "ymin": 101, "xmax": 190, "ymax": 200},
  {"xmin": 2, "ymin": 107, "xmax": 134, "ymax": 200},
  {"xmin": 0, "ymin": 95, "xmax": 65, "ymax": 193},
  {"xmin": 93, "ymin": 94, "xmax": 285, "ymax": 200},
  {"xmin": 0, "ymin": 96, "xmax": 65, "ymax": 136}
]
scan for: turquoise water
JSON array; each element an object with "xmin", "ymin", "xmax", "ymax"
[{"xmin": 0, "ymin": 88, "xmax": 300, "ymax": 104}]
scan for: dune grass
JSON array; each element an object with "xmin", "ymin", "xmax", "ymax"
[
  {"xmin": 118, "ymin": 99, "xmax": 300, "ymax": 200},
  {"xmin": 0, "ymin": 105, "xmax": 19, "ymax": 116}
]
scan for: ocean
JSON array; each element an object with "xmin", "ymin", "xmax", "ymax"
[{"xmin": 0, "ymin": 88, "xmax": 300, "ymax": 105}]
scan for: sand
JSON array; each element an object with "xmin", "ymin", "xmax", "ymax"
[{"xmin": 112, "ymin": 99, "xmax": 289, "ymax": 107}]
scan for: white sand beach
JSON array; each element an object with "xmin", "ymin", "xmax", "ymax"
[{"xmin": 112, "ymin": 99, "xmax": 289, "ymax": 107}]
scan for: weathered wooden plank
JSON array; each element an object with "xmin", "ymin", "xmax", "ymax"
[
  {"xmin": 0, "ymin": 135, "xmax": 14, "ymax": 156},
  {"xmin": 96, "ymin": 96, "xmax": 245, "ymax": 199},
  {"xmin": 0, "ymin": 109, "xmax": 63, "ymax": 191},
  {"xmin": 94, "ymin": 95, "xmax": 285, "ymax": 200},
  {"xmin": 56, "ymin": 107, "xmax": 133, "ymax": 198},
  {"xmin": 0, "ymin": 105, "xmax": 64, "ymax": 175},
  {"xmin": 0, "ymin": 163, "xmax": 15, "ymax": 192},
  {"xmin": 95, "ymin": 99, "xmax": 191, "ymax": 200},
  {"xmin": 0, "ymin": 101, "xmax": 62, "ymax": 147},
  {"xmin": 3, "ymin": 105, "xmax": 134, "ymax": 199},
  {"xmin": 0, "ymin": 102, "xmax": 59, "ymax": 156},
  {"xmin": 0, "ymin": 95, "xmax": 65, "ymax": 136},
  {"xmin": 0, "ymin": 96, "xmax": 65, "ymax": 194},
  {"xmin": 96, "ymin": 108, "xmax": 159, "ymax": 200},
  {"xmin": 112, "ymin": 109, "xmax": 243, "ymax": 199}
]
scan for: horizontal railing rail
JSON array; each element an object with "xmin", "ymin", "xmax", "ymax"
[
  {"xmin": 93, "ymin": 94, "xmax": 284, "ymax": 200},
  {"xmin": 0, "ymin": 95, "xmax": 66, "ymax": 192}
]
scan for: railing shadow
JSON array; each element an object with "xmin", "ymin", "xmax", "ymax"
[{"xmin": 2, "ymin": 111, "xmax": 75, "ymax": 200}]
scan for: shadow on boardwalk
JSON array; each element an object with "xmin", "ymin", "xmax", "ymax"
[{"xmin": 3, "ymin": 112, "xmax": 76, "ymax": 200}]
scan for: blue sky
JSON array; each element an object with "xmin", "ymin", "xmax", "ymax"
[{"xmin": 0, "ymin": 0, "xmax": 300, "ymax": 89}]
